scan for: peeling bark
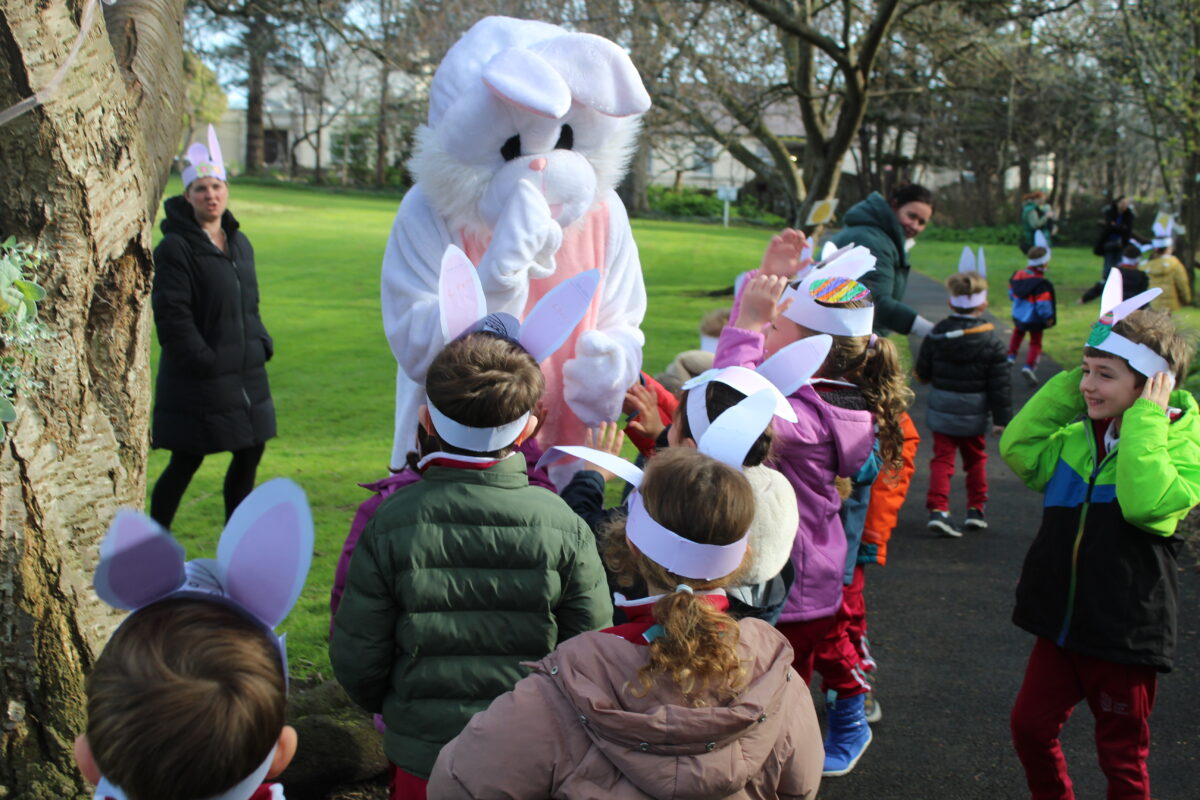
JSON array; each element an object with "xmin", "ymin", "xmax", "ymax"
[{"xmin": 0, "ymin": 1, "xmax": 185, "ymax": 796}]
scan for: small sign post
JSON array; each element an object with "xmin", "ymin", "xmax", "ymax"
[{"xmin": 717, "ymin": 186, "xmax": 738, "ymax": 228}]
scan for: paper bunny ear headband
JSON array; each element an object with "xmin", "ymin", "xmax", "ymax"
[
  {"xmin": 91, "ymin": 479, "xmax": 313, "ymax": 800},
  {"xmin": 1152, "ymin": 213, "xmax": 1175, "ymax": 249},
  {"xmin": 780, "ymin": 245, "xmax": 877, "ymax": 336},
  {"xmin": 1086, "ymin": 269, "xmax": 1170, "ymax": 383},
  {"xmin": 537, "ymin": 395, "xmax": 787, "ymax": 581},
  {"xmin": 432, "ymin": 245, "xmax": 598, "ymax": 452},
  {"xmin": 680, "ymin": 335, "xmax": 833, "ymax": 445},
  {"xmin": 182, "ymin": 124, "xmax": 227, "ymax": 188},
  {"xmin": 1028, "ymin": 230, "xmax": 1051, "ymax": 267},
  {"xmin": 950, "ymin": 246, "xmax": 988, "ymax": 309}
]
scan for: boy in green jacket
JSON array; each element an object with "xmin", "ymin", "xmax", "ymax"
[
  {"xmin": 1000, "ymin": 281, "xmax": 1200, "ymax": 800},
  {"xmin": 331, "ymin": 330, "xmax": 612, "ymax": 795}
]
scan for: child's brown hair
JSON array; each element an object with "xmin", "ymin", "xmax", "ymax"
[
  {"xmin": 414, "ymin": 332, "xmax": 545, "ymax": 462},
  {"xmin": 86, "ymin": 598, "xmax": 285, "ymax": 800},
  {"xmin": 700, "ymin": 308, "xmax": 731, "ymax": 338},
  {"xmin": 601, "ymin": 448, "xmax": 755, "ymax": 704},
  {"xmin": 1084, "ymin": 308, "xmax": 1194, "ymax": 385},
  {"xmin": 674, "ymin": 381, "xmax": 774, "ymax": 467},
  {"xmin": 1027, "ymin": 246, "xmax": 1048, "ymax": 262}
]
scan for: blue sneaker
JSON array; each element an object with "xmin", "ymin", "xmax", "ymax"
[{"xmin": 823, "ymin": 692, "xmax": 873, "ymax": 777}]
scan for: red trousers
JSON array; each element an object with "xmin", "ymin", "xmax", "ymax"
[
  {"xmin": 1011, "ymin": 637, "xmax": 1157, "ymax": 800},
  {"xmin": 1009, "ymin": 328, "xmax": 1044, "ymax": 368},
  {"xmin": 777, "ymin": 614, "xmax": 837, "ymax": 684},
  {"xmin": 814, "ymin": 566, "xmax": 873, "ymax": 699},
  {"xmin": 926, "ymin": 432, "xmax": 989, "ymax": 511},
  {"xmin": 389, "ymin": 765, "xmax": 428, "ymax": 800}
]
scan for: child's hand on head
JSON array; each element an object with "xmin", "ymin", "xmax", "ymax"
[
  {"xmin": 760, "ymin": 229, "xmax": 810, "ymax": 278},
  {"xmin": 583, "ymin": 423, "xmax": 626, "ymax": 482},
  {"xmin": 625, "ymin": 384, "xmax": 665, "ymax": 440},
  {"xmin": 1141, "ymin": 372, "xmax": 1173, "ymax": 412},
  {"xmin": 734, "ymin": 274, "xmax": 792, "ymax": 332}
]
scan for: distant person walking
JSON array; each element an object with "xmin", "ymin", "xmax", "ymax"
[
  {"xmin": 1019, "ymin": 191, "xmax": 1055, "ymax": 256},
  {"xmin": 149, "ymin": 126, "xmax": 276, "ymax": 528},
  {"xmin": 1094, "ymin": 195, "xmax": 1135, "ymax": 278}
]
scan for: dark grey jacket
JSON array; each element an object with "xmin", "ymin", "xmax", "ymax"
[{"xmin": 916, "ymin": 315, "xmax": 1012, "ymax": 437}]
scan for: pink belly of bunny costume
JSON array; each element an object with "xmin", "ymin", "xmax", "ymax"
[{"xmin": 462, "ymin": 203, "xmax": 609, "ymax": 461}]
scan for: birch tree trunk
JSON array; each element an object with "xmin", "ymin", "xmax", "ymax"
[{"xmin": 0, "ymin": 1, "xmax": 185, "ymax": 795}]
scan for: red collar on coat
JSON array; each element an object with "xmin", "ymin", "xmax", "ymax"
[{"xmin": 603, "ymin": 593, "xmax": 730, "ymax": 646}]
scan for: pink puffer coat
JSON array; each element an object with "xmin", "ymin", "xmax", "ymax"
[{"xmin": 427, "ymin": 618, "xmax": 823, "ymax": 799}]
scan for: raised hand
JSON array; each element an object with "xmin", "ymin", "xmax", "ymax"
[
  {"xmin": 760, "ymin": 228, "xmax": 810, "ymax": 279},
  {"xmin": 733, "ymin": 273, "xmax": 792, "ymax": 332},
  {"xmin": 583, "ymin": 422, "xmax": 626, "ymax": 482}
]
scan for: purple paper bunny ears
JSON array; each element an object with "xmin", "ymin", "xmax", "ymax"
[
  {"xmin": 182, "ymin": 124, "xmax": 227, "ymax": 188},
  {"xmin": 94, "ymin": 478, "xmax": 314, "ymax": 647}
]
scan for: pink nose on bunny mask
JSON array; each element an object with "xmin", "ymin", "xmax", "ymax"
[{"xmin": 479, "ymin": 149, "xmax": 597, "ymax": 229}]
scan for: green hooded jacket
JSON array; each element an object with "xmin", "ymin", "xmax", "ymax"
[
  {"xmin": 1000, "ymin": 367, "xmax": 1200, "ymax": 671},
  {"xmin": 828, "ymin": 192, "xmax": 915, "ymax": 335},
  {"xmin": 331, "ymin": 454, "xmax": 613, "ymax": 776}
]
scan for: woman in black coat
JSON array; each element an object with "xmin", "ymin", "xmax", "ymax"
[{"xmin": 149, "ymin": 174, "xmax": 275, "ymax": 527}]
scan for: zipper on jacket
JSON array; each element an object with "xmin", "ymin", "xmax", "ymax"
[{"xmin": 1056, "ymin": 427, "xmax": 1116, "ymax": 646}]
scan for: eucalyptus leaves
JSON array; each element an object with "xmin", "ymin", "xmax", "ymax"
[{"xmin": 0, "ymin": 236, "xmax": 51, "ymax": 438}]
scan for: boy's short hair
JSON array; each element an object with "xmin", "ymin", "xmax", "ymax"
[
  {"xmin": 1123, "ymin": 244, "xmax": 1143, "ymax": 260},
  {"xmin": 1084, "ymin": 308, "xmax": 1195, "ymax": 384},
  {"xmin": 86, "ymin": 598, "xmax": 285, "ymax": 800},
  {"xmin": 699, "ymin": 308, "xmax": 731, "ymax": 337},
  {"xmin": 940, "ymin": 272, "xmax": 988, "ymax": 309},
  {"xmin": 425, "ymin": 332, "xmax": 544, "ymax": 456},
  {"xmin": 1026, "ymin": 246, "xmax": 1048, "ymax": 261}
]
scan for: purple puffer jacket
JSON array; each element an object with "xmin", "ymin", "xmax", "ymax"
[
  {"xmin": 714, "ymin": 326, "xmax": 874, "ymax": 623},
  {"xmin": 329, "ymin": 439, "xmax": 556, "ymax": 633}
]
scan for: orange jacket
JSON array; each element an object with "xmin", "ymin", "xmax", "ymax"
[{"xmin": 861, "ymin": 412, "xmax": 919, "ymax": 566}]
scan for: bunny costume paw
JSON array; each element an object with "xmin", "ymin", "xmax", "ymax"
[{"xmin": 381, "ymin": 16, "xmax": 650, "ymax": 468}]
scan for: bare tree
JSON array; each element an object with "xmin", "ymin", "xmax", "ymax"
[{"xmin": 0, "ymin": 0, "xmax": 187, "ymax": 795}]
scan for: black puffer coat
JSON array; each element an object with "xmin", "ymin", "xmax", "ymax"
[
  {"xmin": 915, "ymin": 315, "xmax": 1012, "ymax": 437},
  {"xmin": 151, "ymin": 195, "xmax": 275, "ymax": 454}
]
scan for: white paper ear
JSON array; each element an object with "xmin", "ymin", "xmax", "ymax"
[
  {"xmin": 1108, "ymin": 289, "xmax": 1162, "ymax": 325},
  {"xmin": 536, "ymin": 445, "xmax": 644, "ymax": 487},
  {"xmin": 1100, "ymin": 267, "xmax": 1125, "ymax": 317},
  {"xmin": 977, "ymin": 247, "xmax": 987, "ymax": 278},
  {"xmin": 697, "ymin": 389, "xmax": 779, "ymax": 469},
  {"xmin": 958, "ymin": 246, "xmax": 975, "ymax": 274},
  {"xmin": 482, "ymin": 48, "xmax": 573, "ymax": 119},
  {"xmin": 206, "ymin": 124, "xmax": 224, "ymax": 174},
  {"xmin": 819, "ymin": 241, "xmax": 840, "ymax": 262},
  {"xmin": 531, "ymin": 33, "xmax": 651, "ymax": 117},
  {"xmin": 518, "ymin": 269, "xmax": 600, "ymax": 362},
  {"xmin": 94, "ymin": 511, "xmax": 187, "ymax": 611},
  {"xmin": 439, "ymin": 245, "xmax": 488, "ymax": 343},
  {"xmin": 185, "ymin": 142, "xmax": 209, "ymax": 170},
  {"xmin": 820, "ymin": 245, "xmax": 877, "ymax": 281},
  {"xmin": 1034, "ymin": 230, "xmax": 1050, "ymax": 252},
  {"xmin": 1153, "ymin": 213, "xmax": 1173, "ymax": 238},
  {"xmin": 756, "ymin": 334, "xmax": 834, "ymax": 397},
  {"xmin": 217, "ymin": 478, "xmax": 314, "ymax": 628}
]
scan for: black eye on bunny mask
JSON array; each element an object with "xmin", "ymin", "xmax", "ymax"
[
  {"xmin": 501, "ymin": 134, "xmax": 521, "ymax": 161},
  {"xmin": 555, "ymin": 124, "xmax": 574, "ymax": 151}
]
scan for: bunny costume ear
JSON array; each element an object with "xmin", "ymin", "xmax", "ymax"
[
  {"xmin": 94, "ymin": 512, "xmax": 187, "ymax": 611},
  {"xmin": 181, "ymin": 124, "xmax": 227, "ymax": 188},
  {"xmin": 949, "ymin": 246, "xmax": 988, "ymax": 309},
  {"xmin": 1152, "ymin": 213, "xmax": 1174, "ymax": 249},
  {"xmin": 530, "ymin": 33, "xmax": 651, "ymax": 117},
  {"xmin": 482, "ymin": 48, "xmax": 573, "ymax": 119},
  {"xmin": 780, "ymin": 245, "xmax": 876, "ymax": 336},
  {"xmin": 756, "ymin": 334, "xmax": 834, "ymax": 397},
  {"xmin": 439, "ymin": 245, "xmax": 488, "ymax": 343},
  {"xmin": 681, "ymin": 364, "xmax": 799, "ymax": 445},
  {"xmin": 536, "ymin": 444, "xmax": 749, "ymax": 581},
  {"xmin": 518, "ymin": 269, "xmax": 600, "ymax": 361},
  {"xmin": 1086, "ymin": 270, "xmax": 1169, "ymax": 382}
]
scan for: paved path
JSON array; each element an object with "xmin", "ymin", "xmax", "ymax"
[{"xmin": 815, "ymin": 271, "xmax": 1200, "ymax": 799}]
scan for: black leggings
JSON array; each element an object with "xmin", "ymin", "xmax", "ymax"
[{"xmin": 149, "ymin": 443, "xmax": 266, "ymax": 528}]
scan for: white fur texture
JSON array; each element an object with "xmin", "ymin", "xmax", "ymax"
[{"xmin": 736, "ymin": 465, "xmax": 800, "ymax": 586}]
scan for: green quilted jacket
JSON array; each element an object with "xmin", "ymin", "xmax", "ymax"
[
  {"xmin": 330, "ymin": 454, "xmax": 613, "ymax": 776},
  {"xmin": 1000, "ymin": 367, "xmax": 1200, "ymax": 671},
  {"xmin": 829, "ymin": 192, "xmax": 915, "ymax": 335}
]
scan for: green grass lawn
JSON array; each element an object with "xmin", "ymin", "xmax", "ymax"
[{"xmin": 148, "ymin": 181, "xmax": 1197, "ymax": 679}]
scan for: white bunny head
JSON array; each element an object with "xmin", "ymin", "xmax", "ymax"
[
  {"xmin": 93, "ymin": 479, "xmax": 314, "ymax": 676},
  {"xmin": 410, "ymin": 16, "xmax": 651, "ymax": 235}
]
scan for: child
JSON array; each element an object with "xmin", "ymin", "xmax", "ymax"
[
  {"xmin": 427, "ymin": 448, "xmax": 824, "ymax": 799},
  {"xmin": 1079, "ymin": 244, "xmax": 1148, "ymax": 305},
  {"xmin": 1008, "ymin": 236, "xmax": 1057, "ymax": 386},
  {"xmin": 1141, "ymin": 215, "xmax": 1191, "ymax": 312},
  {"xmin": 1001, "ymin": 275, "xmax": 1200, "ymax": 799},
  {"xmin": 916, "ymin": 262, "xmax": 1012, "ymax": 536},
  {"xmin": 655, "ymin": 307, "xmax": 730, "ymax": 394},
  {"xmin": 331, "ymin": 329, "xmax": 613, "ymax": 797},
  {"xmin": 719, "ymin": 245, "xmax": 909, "ymax": 776},
  {"xmin": 78, "ymin": 479, "xmax": 313, "ymax": 800}
]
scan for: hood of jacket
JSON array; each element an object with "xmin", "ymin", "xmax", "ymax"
[
  {"xmin": 161, "ymin": 194, "xmax": 240, "ymax": 245},
  {"xmin": 537, "ymin": 620, "xmax": 799, "ymax": 799},
  {"xmin": 841, "ymin": 192, "xmax": 906, "ymax": 262},
  {"xmin": 737, "ymin": 465, "xmax": 801, "ymax": 586}
]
